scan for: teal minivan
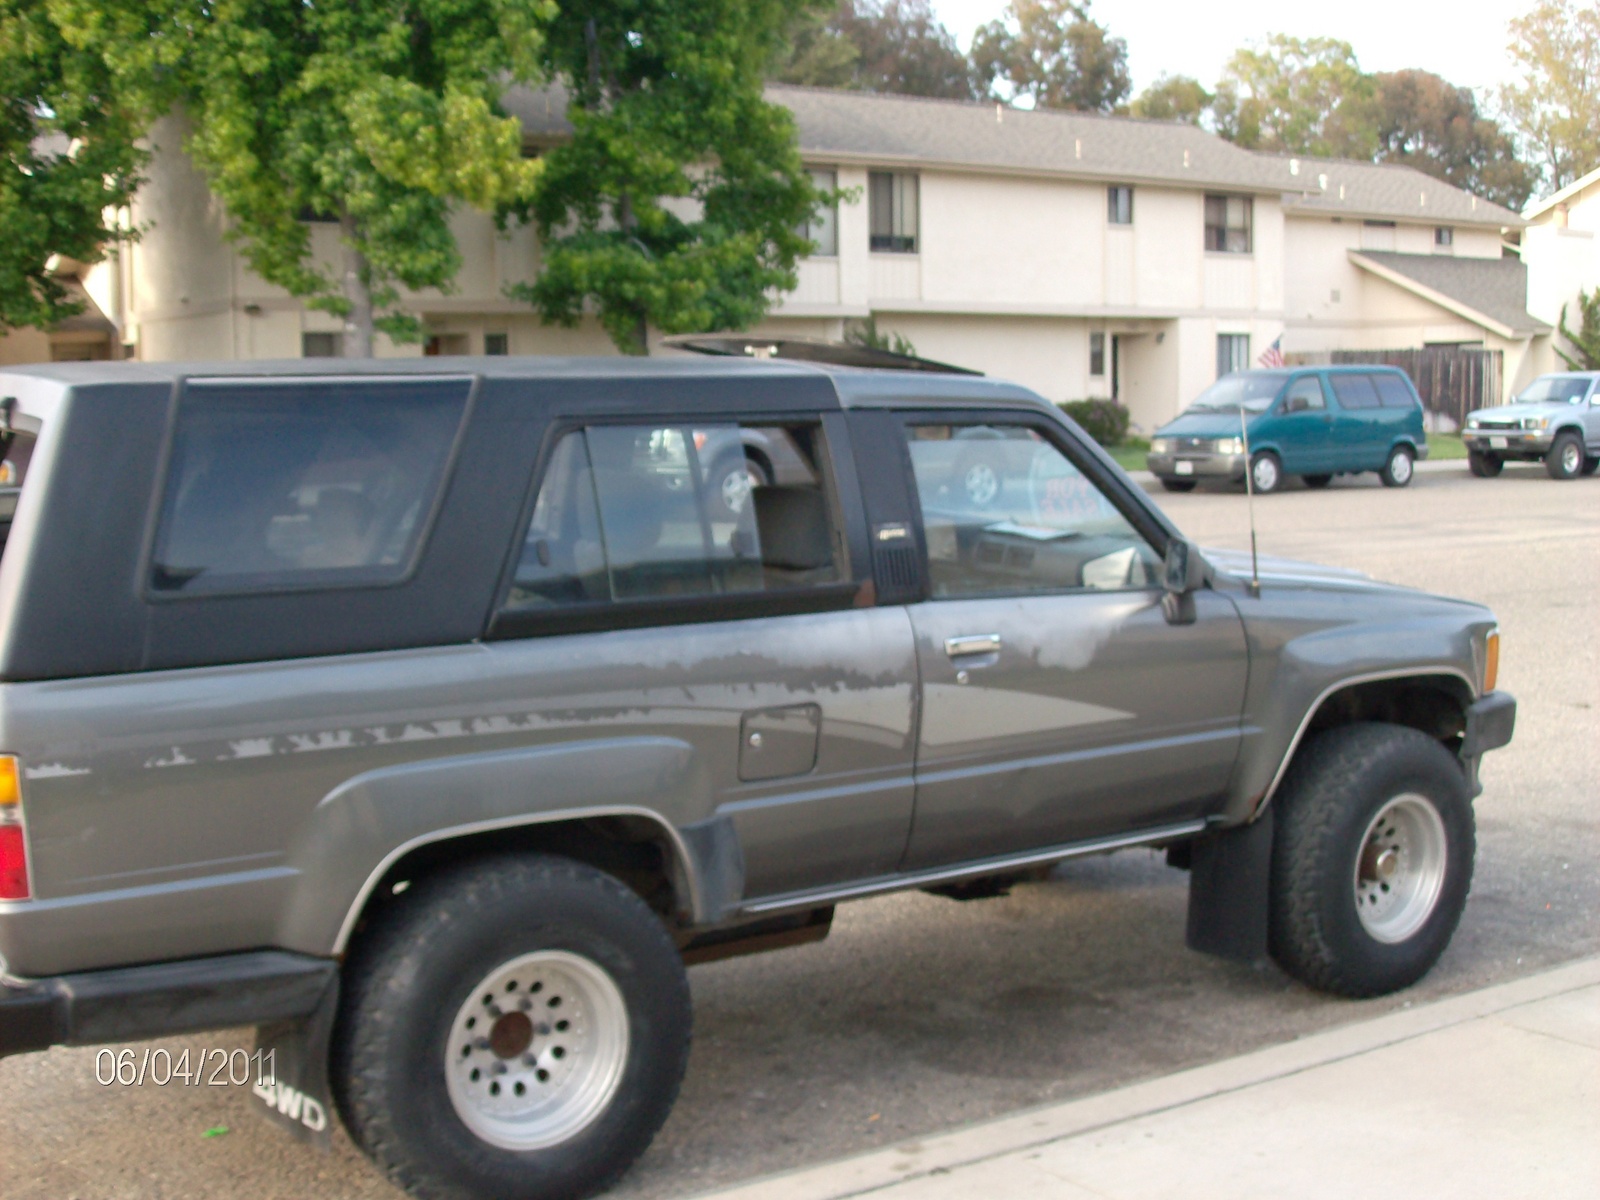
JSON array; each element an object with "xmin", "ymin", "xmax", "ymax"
[{"xmin": 1146, "ymin": 366, "xmax": 1428, "ymax": 493}]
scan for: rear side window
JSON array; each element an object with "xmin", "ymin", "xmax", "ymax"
[
  {"xmin": 1373, "ymin": 374, "xmax": 1418, "ymax": 409},
  {"xmin": 506, "ymin": 421, "xmax": 844, "ymax": 611},
  {"xmin": 149, "ymin": 378, "xmax": 471, "ymax": 595},
  {"xmin": 1329, "ymin": 374, "xmax": 1381, "ymax": 410}
]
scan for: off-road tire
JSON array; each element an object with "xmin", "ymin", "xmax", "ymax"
[
  {"xmin": 333, "ymin": 855, "xmax": 691, "ymax": 1200},
  {"xmin": 1546, "ymin": 431, "xmax": 1584, "ymax": 480},
  {"xmin": 1268, "ymin": 723, "xmax": 1474, "ymax": 998},
  {"xmin": 1379, "ymin": 445, "xmax": 1415, "ymax": 488},
  {"xmin": 1301, "ymin": 474, "xmax": 1333, "ymax": 489},
  {"xmin": 1159, "ymin": 478, "xmax": 1197, "ymax": 493},
  {"xmin": 1466, "ymin": 450, "xmax": 1503, "ymax": 478}
]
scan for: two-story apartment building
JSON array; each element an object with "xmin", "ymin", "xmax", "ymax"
[{"xmin": 0, "ymin": 83, "xmax": 1538, "ymax": 427}]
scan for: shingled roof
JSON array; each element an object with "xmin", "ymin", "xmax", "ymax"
[
  {"xmin": 1349, "ymin": 251, "xmax": 1549, "ymax": 337},
  {"xmin": 501, "ymin": 83, "xmax": 1524, "ymax": 228}
]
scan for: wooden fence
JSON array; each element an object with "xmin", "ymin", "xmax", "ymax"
[{"xmin": 1286, "ymin": 347, "xmax": 1503, "ymax": 431}]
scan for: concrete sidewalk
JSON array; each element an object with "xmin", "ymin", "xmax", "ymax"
[{"xmin": 688, "ymin": 957, "xmax": 1600, "ymax": 1200}]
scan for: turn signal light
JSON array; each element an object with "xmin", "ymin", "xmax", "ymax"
[
  {"xmin": 1484, "ymin": 631, "xmax": 1500, "ymax": 693},
  {"xmin": 0, "ymin": 824, "xmax": 27, "ymax": 900},
  {"xmin": 0, "ymin": 755, "xmax": 19, "ymax": 809}
]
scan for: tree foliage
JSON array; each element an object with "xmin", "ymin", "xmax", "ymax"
[
  {"xmin": 970, "ymin": 0, "xmax": 1130, "ymax": 113},
  {"xmin": 516, "ymin": 2, "xmax": 827, "ymax": 354},
  {"xmin": 1557, "ymin": 288, "xmax": 1600, "ymax": 370},
  {"xmin": 774, "ymin": 1, "xmax": 975, "ymax": 100},
  {"xmin": 1211, "ymin": 35, "xmax": 1377, "ymax": 158},
  {"xmin": 1371, "ymin": 70, "xmax": 1536, "ymax": 212},
  {"xmin": 0, "ymin": 1, "xmax": 145, "ymax": 333},
  {"xmin": 1129, "ymin": 75, "xmax": 1211, "ymax": 125},
  {"xmin": 53, "ymin": 0, "xmax": 552, "ymax": 354},
  {"xmin": 1501, "ymin": 0, "xmax": 1600, "ymax": 192}
]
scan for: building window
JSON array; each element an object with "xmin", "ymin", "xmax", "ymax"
[
  {"xmin": 484, "ymin": 332, "xmax": 509, "ymax": 356},
  {"xmin": 1204, "ymin": 195, "xmax": 1252, "ymax": 253},
  {"xmin": 1434, "ymin": 226, "xmax": 1453, "ymax": 247},
  {"xmin": 1216, "ymin": 334, "xmax": 1250, "ymax": 378},
  {"xmin": 869, "ymin": 171, "xmax": 918, "ymax": 253},
  {"xmin": 802, "ymin": 168, "xmax": 838, "ymax": 257},
  {"xmin": 302, "ymin": 332, "xmax": 341, "ymax": 358},
  {"xmin": 1089, "ymin": 332, "xmax": 1106, "ymax": 376},
  {"xmin": 1107, "ymin": 186, "xmax": 1133, "ymax": 225}
]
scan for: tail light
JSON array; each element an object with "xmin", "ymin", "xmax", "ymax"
[{"xmin": 0, "ymin": 755, "xmax": 28, "ymax": 900}]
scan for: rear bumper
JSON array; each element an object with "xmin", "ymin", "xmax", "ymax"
[
  {"xmin": 1462, "ymin": 690, "xmax": 1516, "ymax": 760},
  {"xmin": 0, "ymin": 950, "xmax": 336, "ymax": 1059}
]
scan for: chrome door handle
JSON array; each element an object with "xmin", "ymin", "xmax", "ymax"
[{"xmin": 944, "ymin": 633, "xmax": 1002, "ymax": 658}]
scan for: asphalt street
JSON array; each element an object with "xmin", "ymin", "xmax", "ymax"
[{"xmin": 2, "ymin": 460, "xmax": 1595, "ymax": 1200}]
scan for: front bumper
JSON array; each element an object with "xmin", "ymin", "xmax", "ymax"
[
  {"xmin": 1464, "ymin": 429, "xmax": 1553, "ymax": 456},
  {"xmin": 0, "ymin": 950, "xmax": 335, "ymax": 1058},
  {"xmin": 1147, "ymin": 451, "xmax": 1246, "ymax": 480},
  {"xmin": 1461, "ymin": 690, "xmax": 1516, "ymax": 760}
]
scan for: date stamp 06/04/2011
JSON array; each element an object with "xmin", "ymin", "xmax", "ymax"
[{"xmin": 94, "ymin": 1046, "xmax": 275, "ymax": 1089}]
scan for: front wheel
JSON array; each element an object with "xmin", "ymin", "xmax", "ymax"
[
  {"xmin": 1380, "ymin": 445, "xmax": 1415, "ymax": 488},
  {"xmin": 1546, "ymin": 431, "xmax": 1584, "ymax": 480},
  {"xmin": 1248, "ymin": 451, "xmax": 1282, "ymax": 494},
  {"xmin": 1269, "ymin": 724, "xmax": 1474, "ymax": 997},
  {"xmin": 334, "ymin": 856, "xmax": 692, "ymax": 1200},
  {"xmin": 1467, "ymin": 450, "xmax": 1503, "ymax": 478}
]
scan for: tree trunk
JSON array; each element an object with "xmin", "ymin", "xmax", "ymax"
[{"xmin": 339, "ymin": 212, "xmax": 374, "ymax": 358}]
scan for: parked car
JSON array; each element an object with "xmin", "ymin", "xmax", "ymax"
[
  {"xmin": 1147, "ymin": 366, "xmax": 1429, "ymax": 493},
  {"xmin": 0, "ymin": 355, "xmax": 1513, "ymax": 1200},
  {"xmin": 1461, "ymin": 371, "xmax": 1600, "ymax": 480}
]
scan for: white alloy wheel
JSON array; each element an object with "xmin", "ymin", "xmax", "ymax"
[
  {"xmin": 964, "ymin": 462, "xmax": 1000, "ymax": 506},
  {"xmin": 1352, "ymin": 793, "xmax": 1448, "ymax": 944},
  {"xmin": 720, "ymin": 464, "xmax": 757, "ymax": 515},
  {"xmin": 1388, "ymin": 449, "xmax": 1414, "ymax": 485},
  {"xmin": 1251, "ymin": 454, "xmax": 1280, "ymax": 493},
  {"xmin": 1561, "ymin": 439, "xmax": 1582, "ymax": 475},
  {"xmin": 445, "ymin": 950, "xmax": 629, "ymax": 1151}
]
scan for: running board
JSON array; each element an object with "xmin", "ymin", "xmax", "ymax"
[{"xmin": 739, "ymin": 820, "xmax": 1208, "ymax": 917}]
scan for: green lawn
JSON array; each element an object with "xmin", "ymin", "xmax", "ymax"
[
  {"xmin": 1108, "ymin": 439, "xmax": 1149, "ymax": 472},
  {"xmin": 1426, "ymin": 433, "xmax": 1467, "ymax": 460}
]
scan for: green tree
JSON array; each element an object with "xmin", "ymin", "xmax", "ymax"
[
  {"xmin": 775, "ymin": 2, "xmax": 975, "ymax": 100},
  {"xmin": 1211, "ymin": 35, "xmax": 1378, "ymax": 158},
  {"xmin": 1372, "ymin": 70, "xmax": 1536, "ymax": 212},
  {"xmin": 970, "ymin": 0, "xmax": 1131, "ymax": 113},
  {"xmin": 1501, "ymin": 0, "xmax": 1600, "ymax": 192},
  {"xmin": 1556, "ymin": 288, "xmax": 1600, "ymax": 369},
  {"xmin": 1129, "ymin": 74, "xmax": 1211, "ymax": 124},
  {"xmin": 55, "ymin": 0, "xmax": 552, "ymax": 355},
  {"xmin": 0, "ymin": 1, "xmax": 145, "ymax": 333},
  {"xmin": 516, "ymin": 3, "xmax": 828, "ymax": 354},
  {"xmin": 844, "ymin": 314, "xmax": 915, "ymax": 356}
]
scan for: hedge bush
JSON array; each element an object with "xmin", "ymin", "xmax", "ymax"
[{"xmin": 1058, "ymin": 399, "xmax": 1130, "ymax": 446}]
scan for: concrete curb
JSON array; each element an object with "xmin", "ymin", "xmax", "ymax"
[{"xmin": 686, "ymin": 956, "xmax": 1600, "ymax": 1200}]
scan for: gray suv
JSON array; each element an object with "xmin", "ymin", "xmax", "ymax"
[
  {"xmin": 1463, "ymin": 371, "xmax": 1600, "ymax": 479},
  {"xmin": 0, "ymin": 357, "xmax": 1515, "ymax": 1200}
]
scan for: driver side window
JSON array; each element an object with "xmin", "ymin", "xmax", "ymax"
[
  {"xmin": 903, "ymin": 423, "xmax": 1160, "ymax": 598},
  {"xmin": 1283, "ymin": 376, "xmax": 1326, "ymax": 413}
]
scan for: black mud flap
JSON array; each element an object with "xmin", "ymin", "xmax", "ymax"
[
  {"xmin": 1185, "ymin": 810, "xmax": 1274, "ymax": 964},
  {"xmin": 251, "ymin": 974, "xmax": 339, "ymax": 1148}
]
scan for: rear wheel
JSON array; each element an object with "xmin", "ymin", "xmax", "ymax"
[
  {"xmin": 1269, "ymin": 723, "xmax": 1474, "ymax": 997},
  {"xmin": 1546, "ymin": 431, "xmax": 1584, "ymax": 480},
  {"xmin": 1380, "ymin": 445, "xmax": 1415, "ymax": 488},
  {"xmin": 334, "ymin": 856, "xmax": 691, "ymax": 1200},
  {"xmin": 1467, "ymin": 450, "xmax": 1503, "ymax": 478},
  {"xmin": 1302, "ymin": 474, "xmax": 1333, "ymax": 489},
  {"xmin": 1248, "ymin": 451, "xmax": 1282, "ymax": 495},
  {"xmin": 1159, "ymin": 478, "xmax": 1197, "ymax": 493}
]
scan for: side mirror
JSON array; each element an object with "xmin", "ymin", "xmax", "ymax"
[{"xmin": 1162, "ymin": 538, "xmax": 1206, "ymax": 625}]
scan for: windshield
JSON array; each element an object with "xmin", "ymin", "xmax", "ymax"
[
  {"xmin": 1182, "ymin": 373, "xmax": 1287, "ymax": 415},
  {"xmin": 1513, "ymin": 376, "xmax": 1592, "ymax": 404}
]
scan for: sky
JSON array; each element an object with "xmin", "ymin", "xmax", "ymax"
[{"xmin": 932, "ymin": 0, "xmax": 1529, "ymax": 99}]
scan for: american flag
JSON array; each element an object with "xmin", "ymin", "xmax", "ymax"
[{"xmin": 1257, "ymin": 336, "xmax": 1285, "ymax": 368}]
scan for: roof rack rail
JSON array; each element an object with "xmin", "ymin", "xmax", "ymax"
[{"xmin": 661, "ymin": 333, "xmax": 982, "ymax": 376}]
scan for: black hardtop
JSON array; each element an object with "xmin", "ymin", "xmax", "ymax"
[{"xmin": 0, "ymin": 354, "xmax": 1047, "ymax": 414}]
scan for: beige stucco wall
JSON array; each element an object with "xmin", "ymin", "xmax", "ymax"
[{"xmin": 1522, "ymin": 172, "xmax": 1600, "ymax": 377}]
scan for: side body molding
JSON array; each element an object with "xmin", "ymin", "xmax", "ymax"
[{"xmin": 274, "ymin": 737, "xmax": 711, "ymax": 957}]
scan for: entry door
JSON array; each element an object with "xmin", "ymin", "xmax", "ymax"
[
  {"xmin": 897, "ymin": 419, "xmax": 1249, "ymax": 870},
  {"xmin": 1274, "ymin": 374, "xmax": 1336, "ymax": 473}
]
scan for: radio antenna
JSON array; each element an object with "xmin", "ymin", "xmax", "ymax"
[{"xmin": 1239, "ymin": 406, "xmax": 1261, "ymax": 598}]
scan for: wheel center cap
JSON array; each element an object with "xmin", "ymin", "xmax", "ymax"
[
  {"xmin": 488, "ymin": 1010, "xmax": 534, "ymax": 1060},
  {"xmin": 1361, "ymin": 844, "xmax": 1400, "ymax": 883}
]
